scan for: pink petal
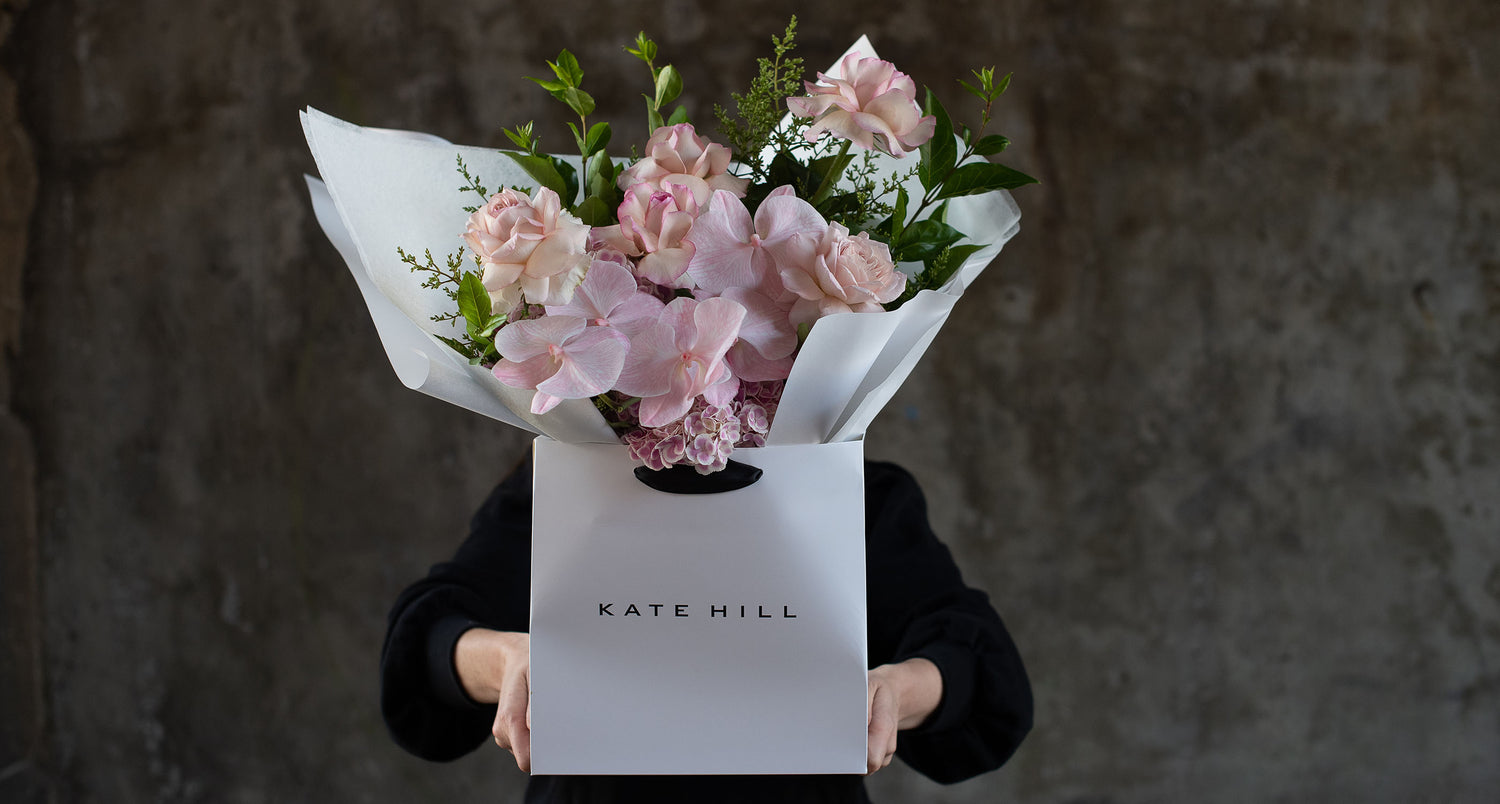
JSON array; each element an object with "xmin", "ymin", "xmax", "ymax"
[
  {"xmin": 725, "ymin": 340, "xmax": 794, "ymax": 382},
  {"xmin": 614, "ymin": 321, "xmax": 679, "ymax": 398},
  {"xmin": 863, "ymin": 91, "xmax": 922, "ymax": 139},
  {"xmin": 637, "ymin": 244, "xmax": 695, "ymax": 287},
  {"xmin": 493, "ymin": 316, "xmax": 586, "ymax": 361},
  {"xmin": 720, "ymin": 287, "xmax": 796, "ymax": 360},
  {"xmin": 530, "ymin": 390, "xmax": 564, "ymax": 415},
  {"xmin": 688, "ymin": 297, "xmax": 747, "ymax": 363},
  {"xmin": 684, "ymin": 191, "xmax": 756, "ymax": 293},
  {"xmin": 536, "ymin": 327, "xmax": 629, "ymax": 400},
  {"xmin": 608, "ymin": 292, "xmax": 667, "ymax": 338},
  {"xmin": 637, "ymin": 392, "xmax": 694, "ymax": 429},
  {"xmin": 493, "ymin": 353, "xmax": 559, "ymax": 390}
]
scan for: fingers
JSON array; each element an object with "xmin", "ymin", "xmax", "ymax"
[
  {"xmin": 867, "ymin": 679, "xmax": 899, "ymax": 775},
  {"xmin": 491, "ymin": 638, "xmax": 533, "ymax": 773}
]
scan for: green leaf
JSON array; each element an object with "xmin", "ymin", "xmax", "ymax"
[
  {"xmin": 626, "ymin": 32, "xmax": 657, "ymax": 65},
  {"xmin": 526, "ymin": 77, "xmax": 567, "ymax": 93},
  {"xmin": 479, "ymin": 315, "xmax": 507, "ymax": 338},
  {"xmin": 896, "ymin": 219, "xmax": 965, "ymax": 262},
  {"xmin": 995, "ymin": 71, "xmax": 1012, "ymax": 95},
  {"xmin": 566, "ymin": 121, "xmax": 587, "ymax": 155},
  {"xmin": 502, "ymin": 152, "xmax": 567, "ymax": 198},
  {"xmin": 810, "ymin": 151, "xmax": 856, "ymax": 190},
  {"xmin": 918, "ymin": 89, "xmax": 955, "ymax": 191},
  {"xmin": 665, "ymin": 104, "xmax": 690, "ymax": 126},
  {"xmin": 890, "ymin": 186, "xmax": 908, "ymax": 244},
  {"xmin": 645, "ymin": 97, "xmax": 664, "ymax": 132},
  {"xmin": 549, "ymin": 50, "xmax": 584, "ymax": 86},
  {"xmin": 654, "ymin": 65, "xmax": 683, "ymax": 107},
  {"xmin": 766, "ymin": 151, "xmax": 815, "ymax": 196},
  {"xmin": 436, "ymin": 334, "xmax": 474, "ymax": 359},
  {"xmin": 932, "ymin": 243, "xmax": 984, "ymax": 281},
  {"xmin": 552, "ymin": 157, "xmax": 580, "ymax": 206},
  {"xmin": 552, "ymin": 86, "xmax": 595, "ymax": 118},
  {"xmin": 575, "ymin": 195, "xmax": 613, "ymax": 226},
  {"xmin": 502, "ymin": 124, "xmax": 534, "ymax": 152},
  {"xmin": 958, "ymin": 78, "xmax": 986, "ymax": 103},
  {"xmin": 456, "ymin": 271, "xmax": 491, "ymax": 331},
  {"xmin": 973, "ymin": 135, "xmax": 1010, "ymax": 156},
  {"xmin": 934, "ymin": 161, "xmax": 1039, "ymax": 200},
  {"xmin": 586, "ymin": 149, "xmax": 617, "ymax": 200},
  {"xmin": 583, "ymin": 122, "xmax": 611, "ymax": 157}
]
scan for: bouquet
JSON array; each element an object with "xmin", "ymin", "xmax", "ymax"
[
  {"xmin": 303, "ymin": 21, "xmax": 1032, "ymax": 474},
  {"xmin": 302, "ymin": 23, "xmax": 1034, "ymax": 774}
]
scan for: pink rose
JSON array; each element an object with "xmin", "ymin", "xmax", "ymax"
[
  {"xmin": 463, "ymin": 187, "xmax": 590, "ymax": 309},
  {"xmin": 786, "ymin": 55, "xmax": 936, "ymax": 157},
  {"xmin": 617, "ymin": 124, "xmax": 750, "ymax": 207},
  {"xmin": 779, "ymin": 222, "xmax": 906, "ymax": 325},
  {"xmin": 594, "ymin": 181, "xmax": 699, "ymax": 288}
]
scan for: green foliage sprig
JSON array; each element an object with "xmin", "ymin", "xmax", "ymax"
[
  {"xmin": 516, "ymin": 50, "xmax": 620, "ymax": 224},
  {"xmin": 714, "ymin": 17, "xmax": 805, "ymax": 184},
  {"xmin": 626, "ymin": 32, "xmax": 690, "ymax": 131}
]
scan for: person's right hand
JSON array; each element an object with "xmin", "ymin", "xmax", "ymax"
[{"xmin": 454, "ymin": 628, "xmax": 532, "ymax": 772}]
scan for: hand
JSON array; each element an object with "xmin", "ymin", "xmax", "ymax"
[
  {"xmin": 454, "ymin": 629, "xmax": 532, "ymax": 772},
  {"xmin": 865, "ymin": 658, "xmax": 943, "ymax": 775}
]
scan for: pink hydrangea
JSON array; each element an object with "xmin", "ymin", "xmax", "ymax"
[{"xmin": 626, "ymin": 402, "xmax": 744, "ymax": 474}]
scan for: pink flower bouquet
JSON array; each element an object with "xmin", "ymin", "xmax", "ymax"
[{"xmin": 302, "ymin": 26, "xmax": 1032, "ymax": 475}]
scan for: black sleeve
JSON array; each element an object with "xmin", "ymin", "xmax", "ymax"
[
  {"xmin": 863, "ymin": 461, "xmax": 1034, "ymax": 784},
  {"xmin": 379, "ymin": 459, "xmax": 534, "ymax": 762}
]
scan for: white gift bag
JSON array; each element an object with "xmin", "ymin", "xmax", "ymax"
[{"xmin": 529, "ymin": 437, "xmax": 869, "ymax": 774}]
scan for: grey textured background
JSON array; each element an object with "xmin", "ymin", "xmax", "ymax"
[{"xmin": 3, "ymin": 0, "xmax": 1498, "ymax": 801}]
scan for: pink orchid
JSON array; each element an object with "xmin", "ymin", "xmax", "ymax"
[
  {"xmin": 593, "ymin": 181, "xmax": 699, "ymax": 288},
  {"xmin": 545, "ymin": 255, "xmax": 665, "ymax": 338},
  {"xmin": 786, "ymin": 55, "xmax": 936, "ymax": 157},
  {"xmin": 491, "ymin": 316, "xmax": 630, "ymax": 415},
  {"xmin": 684, "ymin": 187, "xmax": 827, "ymax": 298},
  {"xmin": 614, "ymin": 296, "xmax": 746, "ymax": 428},
  {"xmin": 618, "ymin": 123, "xmax": 750, "ymax": 207},
  {"xmin": 719, "ymin": 286, "xmax": 796, "ymax": 382}
]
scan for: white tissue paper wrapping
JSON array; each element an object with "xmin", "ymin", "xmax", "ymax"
[{"xmin": 303, "ymin": 39, "xmax": 1019, "ymax": 773}]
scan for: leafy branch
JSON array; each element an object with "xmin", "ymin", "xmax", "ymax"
[{"xmin": 714, "ymin": 17, "xmax": 804, "ymax": 184}]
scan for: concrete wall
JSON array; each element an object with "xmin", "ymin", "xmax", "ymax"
[{"xmin": 3, "ymin": 0, "xmax": 1497, "ymax": 801}]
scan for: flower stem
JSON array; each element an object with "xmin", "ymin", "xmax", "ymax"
[{"xmin": 809, "ymin": 139, "xmax": 852, "ymax": 205}]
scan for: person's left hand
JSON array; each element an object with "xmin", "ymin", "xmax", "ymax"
[{"xmin": 865, "ymin": 658, "xmax": 943, "ymax": 775}]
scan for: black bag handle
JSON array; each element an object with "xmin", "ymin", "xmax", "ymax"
[{"xmin": 633, "ymin": 459, "xmax": 762, "ymax": 494}]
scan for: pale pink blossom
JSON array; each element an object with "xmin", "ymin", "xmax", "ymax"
[
  {"xmin": 719, "ymin": 286, "xmax": 796, "ymax": 382},
  {"xmin": 463, "ymin": 187, "xmax": 591, "ymax": 308},
  {"xmin": 594, "ymin": 182, "xmax": 698, "ymax": 287},
  {"xmin": 786, "ymin": 55, "xmax": 936, "ymax": 157},
  {"xmin": 545, "ymin": 255, "xmax": 665, "ymax": 338},
  {"xmin": 614, "ymin": 296, "xmax": 746, "ymax": 428},
  {"xmin": 684, "ymin": 187, "xmax": 826, "ymax": 298},
  {"xmin": 618, "ymin": 124, "xmax": 750, "ymax": 207},
  {"xmin": 491, "ymin": 316, "xmax": 630, "ymax": 415},
  {"xmin": 780, "ymin": 222, "xmax": 906, "ymax": 325}
]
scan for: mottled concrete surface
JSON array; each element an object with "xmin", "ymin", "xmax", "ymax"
[{"xmin": 4, "ymin": 0, "xmax": 1498, "ymax": 801}]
